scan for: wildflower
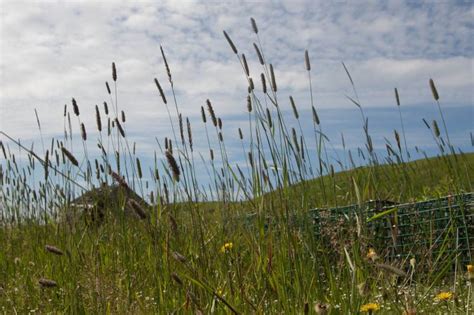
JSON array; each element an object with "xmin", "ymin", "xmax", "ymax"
[
  {"xmin": 435, "ymin": 291, "xmax": 453, "ymax": 302},
  {"xmin": 220, "ymin": 242, "xmax": 233, "ymax": 253},
  {"xmin": 360, "ymin": 303, "xmax": 380, "ymax": 313},
  {"xmin": 367, "ymin": 248, "xmax": 378, "ymax": 262}
]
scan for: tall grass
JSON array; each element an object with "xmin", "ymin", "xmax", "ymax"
[{"xmin": 0, "ymin": 18, "xmax": 473, "ymax": 314}]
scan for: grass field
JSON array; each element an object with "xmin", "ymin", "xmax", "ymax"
[{"xmin": 1, "ymin": 18, "xmax": 473, "ymax": 314}]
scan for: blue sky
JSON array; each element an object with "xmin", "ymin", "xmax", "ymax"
[{"xmin": 0, "ymin": 0, "xmax": 473, "ymax": 193}]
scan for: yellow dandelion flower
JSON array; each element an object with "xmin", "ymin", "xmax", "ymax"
[
  {"xmin": 435, "ymin": 291, "xmax": 453, "ymax": 302},
  {"xmin": 367, "ymin": 248, "xmax": 378, "ymax": 261},
  {"xmin": 220, "ymin": 242, "xmax": 233, "ymax": 253},
  {"xmin": 360, "ymin": 303, "xmax": 380, "ymax": 313}
]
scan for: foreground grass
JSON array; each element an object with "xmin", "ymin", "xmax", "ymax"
[{"xmin": 1, "ymin": 154, "xmax": 473, "ymax": 314}]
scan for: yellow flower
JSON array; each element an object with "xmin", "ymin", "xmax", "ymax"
[
  {"xmin": 435, "ymin": 291, "xmax": 453, "ymax": 302},
  {"xmin": 367, "ymin": 248, "xmax": 378, "ymax": 261},
  {"xmin": 360, "ymin": 303, "xmax": 380, "ymax": 313},
  {"xmin": 220, "ymin": 242, "xmax": 233, "ymax": 253},
  {"xmin": 467, "ymin": 264, "xmax": 473, "ymax": 273}
]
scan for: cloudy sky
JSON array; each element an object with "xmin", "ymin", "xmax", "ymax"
[{"xmin": 0, "ymin": 0, "xmax": 472, "ymax": 182}]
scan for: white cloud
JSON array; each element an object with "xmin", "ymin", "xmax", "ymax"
[{"xmin": 0, "ymin": 0, "xmax": 472, "ymax": 153}]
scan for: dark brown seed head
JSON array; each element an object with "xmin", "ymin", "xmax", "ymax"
[
  {"xmin": 394, "ymin": 130, "xmax": 401, "ymax": 150},
  {"xmin": 200, "ymin": 106, "xmax": 207, "ymax": 123},
  {"xmin": 115, "ymin": 118, "xmax": 125, "ymax": 138},
  {"xmin": 269, "ymin": 64, "xmax": 277, "ymax": 92},
  {"xmin": 154, "ymin": 78, "xmax": 167, "ymax": 104},
  {"xmin": 105, "ymin": 81, "xmax": 111, "ymax": 94},
  {"xmin": 432, "ymin": 120, "xmax": 440, "ymax": 137},
  {"xmin": 187, "ymin": 117, "xmax": 193, "ymax": 152},
  {"xmin": 210, "ymin": 149, "xmax": 214, "ymax": 161},
  {"xmin": 312, "ymin": 106, "xmax": 320, "ymax": 125},
  {"xmin": 160, "ymin": 45, "xmax": 172, "ymax": 83},
  {"xmin": 112, "ymin": 62, "xmax": 117, "ymax": 81},
  {"xmin": 266, "ymin": 108, "xmax": 273, "ymax": 129},
  {"xmin": 61, "ymin": 147, "xmax": 79, "ymax": 167},
  {"xmin": 103, "ymin": 102, "xmax": 109, "ymax": 115},
  {"xmin": 254, "ymin": 43, "xmax": 264, "ymax": 65},
  {"xmin": 136, "ymin": 158, "xmax": 142, "ymax": 179},
  {"xmin": 223, "ymin": 30, "xmax": 238, "ymax": 54},
  {"xmin": 260, "ymin": 73, "xmax": 266, "ymax": 94},
  {"xmin": 304, "ymin": 50, "xmax": 311, "ymax": 71},
  {"xmin": 95, "ymin": 105, "xmax": 102, "ymax": 132},
  {"xmin": 80, "ymin": 123, "xmax": 87, "ymax": 141},
  {"xmin": 429, "ymin": 78, "xmax": 439, "ymax": 100},
  {"xmin": 172, "ymin": 251, "xmax": 186, "ymax": 263},
  {"xmin": 394, "ymin": 88, "xmax": 400, "ymax": 106},
  {"xmin": 45, "ymin": 245, "xmax": 64, "ymax": 256},
  {"xmin": 248, "ymin": 77, "xmax": 254, "ymax": 91},
  {"xmin": 247, "ymin": 95, "xmax": 252, "ymax": 112},
  {"xmin": 207, "ymin": 99, "xmax": 217, "ymax": 127},
  {"xmin": 289, "ymin": 96, "xmax": 299, "ymax": 119},
  {"xmin": 238, "ymin": 128, "xmax": 243, "ymax": 140},
  {"xmin": 171, "ymin": 272, "xmax": 183, "ymax": 286},
  {"xmin": 166, "ymin": 151, "xmax": 180, "ymax": 182},
  {"xmin": 39, "ymin": 278, "xmax": 57, "ymax": 288},
  {"xmin": 121, "ymin": 110, "xmax": 126, "ymax": 123},
  {"xmin": 242, "ymin": 53, "xmax": 249, "ymax": 77},
  {"xmin": 250, "ymin": 17, "xmax": 258, "ymax": 34},
  {"xmin": 63, "ymin": 104, "xmax": 67, "ymax": 117},
  {"xmin": 44, "ymin": 150, "xmax": 49, "ymax": 180},
  {"xmin": 72, "ymin": 98, "xmax": 79, "ymax": 116},
  {"xmin": 179, "ymin": 114, "xmax": 185, "ymax": 144}
]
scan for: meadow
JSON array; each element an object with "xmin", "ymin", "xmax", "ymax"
[{"xmin": 1, "ymin": 18, "xmax": 473, "ymax": 314}]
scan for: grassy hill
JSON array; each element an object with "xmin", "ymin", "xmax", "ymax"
[{"xmin": 259, "ymin": 152, "xmax": 474, "ymax": 213}]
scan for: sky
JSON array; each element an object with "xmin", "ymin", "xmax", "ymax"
[{"xmin": 0, "ymin": 0, "xmax": 473, "ymax": 193}]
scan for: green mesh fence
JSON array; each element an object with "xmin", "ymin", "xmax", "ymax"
[
  {"xmin": 309, "ymin": 193, "xmax": 473, "ymax": 265},
  {"xmin": 238, "ymin": 193, "xmax": 473, "ymax": 265}
]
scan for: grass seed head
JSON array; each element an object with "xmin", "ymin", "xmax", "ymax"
[
  {"xmin": 154, "ymin": 78, "xmax": 167, "ymax": 104},
  {"xmin": 254, "ymin": 43, "xmax": 264, "ymax": 65},
  {"xmin": 207, "ymin": 99, "xmax": 217, "ymax": 127},
  {"xmin": 61, "ymin": 146, "xmax": 79, "ymax": 167},
  {"xmin": 39, "ymin": 278, "xmax": 57, "ymax": 288},
  {"xmin": 223, "ymin": 30, "xmax": 237, "ymax": 54},
  {"xmin": 95, "ymin": 105, "xmax": 102, "ymax": 132},
  {"xmin": 250, "ymin": 17, "xmax": 258, "ymax": 34},
  {"xmin": 72, "ymin": 98, "xmax": 79, "ymax": 116},
  {"xmin": 242, "ymin": 53, "xmax": 249, "ymax": 76},
  {"xmin": 80, "ymin": 123, "xmax": 87, "ymax": 141},
  {"xmin": 166, "ymin": 151, "xmax": 180, "ymax": 182},
  {"xmin": 45, "ymin": 245, "xmax": 64, "ymax": 256},
  {"xmin": 305, "ymin": 49, "xmax": 311, "ymax": 71},
  {"xmin": 429, "ymin": 78, "xmax": 439, "ymax": 100},
  {"xmin": 112, "ymin": 62, "xmax": 117, "ymax": 81}
]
